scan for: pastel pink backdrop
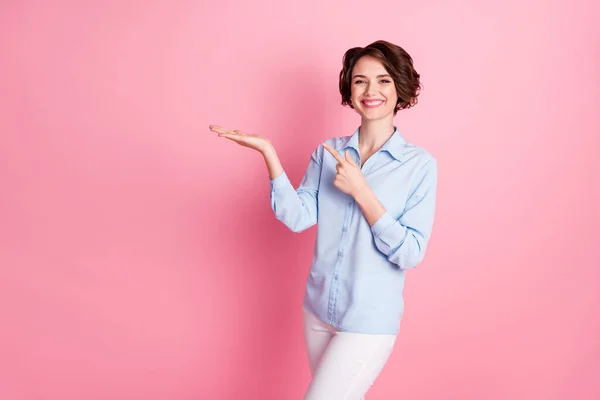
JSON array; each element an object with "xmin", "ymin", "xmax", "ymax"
[{"xmin": 1, "ymin": 0, "xmax": 598, "ymax": 399}]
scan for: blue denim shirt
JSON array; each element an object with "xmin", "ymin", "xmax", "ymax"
[{"xmin": 269, "ymin": 127, "xmax": 437, "ymax": 334}]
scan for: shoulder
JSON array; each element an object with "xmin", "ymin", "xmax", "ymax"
[{"xmin": 401, "ymin": 143, "xmax": 437, "ymax": 170}]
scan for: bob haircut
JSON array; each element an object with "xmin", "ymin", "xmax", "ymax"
[{"xmin": 339, "ymin": 40, "xmax": 421, "ymax": 114}]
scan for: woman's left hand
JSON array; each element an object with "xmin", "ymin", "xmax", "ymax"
[{"xmin": 322, "ymin": 142, "xmax": 369, "ymax": 199}]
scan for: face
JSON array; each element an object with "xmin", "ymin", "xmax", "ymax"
[{"xmin": 350, "ymin": 56, "xmax": 398, "ymax": 121}]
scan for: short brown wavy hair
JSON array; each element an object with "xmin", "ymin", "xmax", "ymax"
[{"xmin": 339, "ymin": 40, "xmax": 421, "ymax": 114}]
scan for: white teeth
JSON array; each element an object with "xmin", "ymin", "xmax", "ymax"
[{"xmin": 363, "ymin": 100, "xmax": 383, "ymax": 106}]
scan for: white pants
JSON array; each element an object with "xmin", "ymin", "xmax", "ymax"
[{"xmin": 302, "ymin": 307, "xmax": 397, "ymax": 400}]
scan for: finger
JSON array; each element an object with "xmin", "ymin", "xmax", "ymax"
[
  {"xmin": 210, "ymin": 125, "xmax": 236, "ymax": 136},
  {"xmin": 345, "ymin": 150, "xmax": 357, "ymax": 166},
  {"xmin": 322, "ymin": 142, "xmax": 346, "ymax": 164},
  {"xmin": 233, "ymin": 129, "xmax": 248, "ymax": 136},
  {"xmin": 335, "ymin": 173, "xmax": 347, "ymax": 183},
  {"xmin": 333, "ymin": 178, "xmax": 345, "ymax": 191},
  {"xmin": 217, "ymin": 133, "xmax": 237, "ymax": 140},
  {"xmin": 209, "ymin": 125, "xmax": 227, "ymax": 133},
  {"xmin": 219, "ymin": 133, "xmax": 247, "ymax": 143}
]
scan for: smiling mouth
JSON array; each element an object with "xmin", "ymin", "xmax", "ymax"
[{"xmin": 361, "ymin": 99, "xmax": 385, "ymax": 108}]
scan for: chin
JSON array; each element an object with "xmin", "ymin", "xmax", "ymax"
[{"xmin": 357, "ymin": 110, "xmax": 393, "ymax": 121}]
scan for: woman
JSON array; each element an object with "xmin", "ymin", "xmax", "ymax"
[{"xmin": 210, "ymin": 40, "xmax": 437, "ymax": 399}]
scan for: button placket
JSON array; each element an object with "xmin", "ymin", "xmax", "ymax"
[{"xmin": 328, "ymin": 194, "xmax": 356, "ymax": 325}]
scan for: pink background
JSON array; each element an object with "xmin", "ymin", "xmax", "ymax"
[{"xmin": 1, "ymin": 0, "xmax": 599, "ymax": 399}]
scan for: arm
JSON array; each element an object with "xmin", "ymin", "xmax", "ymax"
[
  {"xmin": 362, "ymin": 158, "xmax": 438, "ymax": 270},
  {"xmin": 268, "ymin": 145, "xmax": 322, "ymax": 233},
  {"xmin": 210, "ymin": 124, "xmax": 319, "ymax": 233},
  {"xmin": 320, "ymin": 141, "xmax": 437, "ymax": 269},
  {"xmin": 262, "ymin": 145, "xmax": 284, "ymax": 180}
]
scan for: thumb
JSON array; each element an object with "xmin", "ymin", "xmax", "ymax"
[{"xmin": 345, "ymin": 150, "xmax": 357, "ymax": 166}]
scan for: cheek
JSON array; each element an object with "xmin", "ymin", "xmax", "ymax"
[
  {"xmin": 351, "ymin": 84, "xmax": 365, "ymax": 97},
  {"xmin": 385, "ymin": 89, "xmax": 397, "ymax": 108},
  {"xmin": 384, "ymin": 87, "xmax": 397, "ymax": 100}
]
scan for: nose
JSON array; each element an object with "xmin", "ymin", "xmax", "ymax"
[{"xmin": 365, "ymin": 82, "xmax": 377, "ymax": 96}]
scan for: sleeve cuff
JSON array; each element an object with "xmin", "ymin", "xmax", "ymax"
[
  {"xmin": 370, "ymin": 212, "xmax": 397, "ymax": 237},
  {"xmin": 270, "ymin": 171, "xmax": 291, "ymax": 189}
]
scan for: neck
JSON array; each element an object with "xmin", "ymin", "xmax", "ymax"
[{"xmin": 358, "ymin": 117, "xmax": 395, "ymax": 152}]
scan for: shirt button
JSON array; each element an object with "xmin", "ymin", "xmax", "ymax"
[
  {"xmin": 347, "ymin": 202, "xmax": 352, "ymax": 206},
  {"xmin": 333, "ymin": 275, "xmax": 338, "ymax": 281},
  {"xmin": 338, "ymin": 250, "xmax": 344, "ymax": 257},
  {"xmin": 342, "ymin": 226, "xmax": 348, "ymax": 232}
]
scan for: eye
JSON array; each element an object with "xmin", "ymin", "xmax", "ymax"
[
  {"xmin": 380, "ymin": 79, "xmax": 392, "ymax": 84},
  {"xmin": 353, "ymin": 80, "xmax": 365, "ymax": 84}
]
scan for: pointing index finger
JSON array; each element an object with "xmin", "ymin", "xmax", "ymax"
[{"xmin": 322, "ymin": 142, "xmax": 345, "ymax": 164}]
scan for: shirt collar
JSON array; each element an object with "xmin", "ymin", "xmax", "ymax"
[{"xmin": 341, "ymin": 126, "xmax": 407, "ymax": 161}]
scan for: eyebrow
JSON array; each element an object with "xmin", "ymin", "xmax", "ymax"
[{"xmin": 352, "ymin": 74, "xmax": 392, "ymax": 79}]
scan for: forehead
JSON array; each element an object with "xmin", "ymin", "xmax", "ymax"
[{"xmin": 352, "ymin": 56, "xmax": 389, "ymax": 75}]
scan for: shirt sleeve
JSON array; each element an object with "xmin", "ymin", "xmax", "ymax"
[
  {"xmin": 370, "ymin": 157, "xmax": 438, "ymax": 269},
  {"xmin": 269, "ymin": 145, "xmax": 323, "ymax": 233}
]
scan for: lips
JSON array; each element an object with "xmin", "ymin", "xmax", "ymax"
[{"xmin": 361, "ymin": 99, "xmax": 385, "ymax": 108}]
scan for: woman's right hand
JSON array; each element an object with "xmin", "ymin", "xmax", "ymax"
[{"xmin": 209, "ymin": 125, "xmax": 273, "ymax": 154}]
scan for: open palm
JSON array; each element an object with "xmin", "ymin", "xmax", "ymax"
[{"xmin": 209, "ymin": 125, "xmax": 272, "ymax": 154}]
